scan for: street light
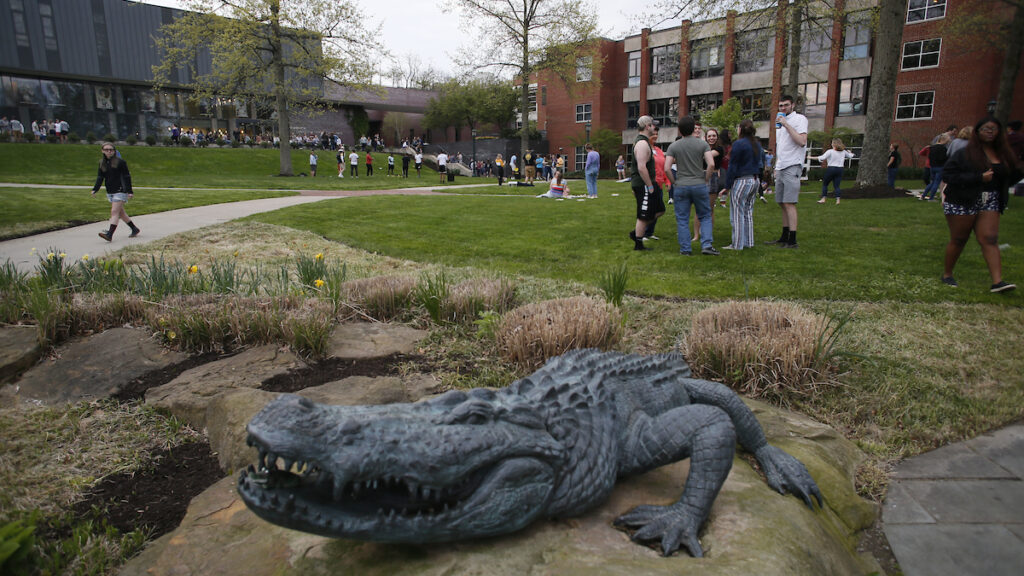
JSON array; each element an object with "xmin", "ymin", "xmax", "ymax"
[
  {"xmin": 987, "ymin": 99, "xmax": 997, "ymax": 115},
  {"xmin": 471, "ymin": 129, "xmax": 477, "ymax": 177}
]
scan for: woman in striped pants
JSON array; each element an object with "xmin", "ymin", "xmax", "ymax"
[{"xmin": 719, "ymin": 119, "xmax": 764, "ymax": 250}]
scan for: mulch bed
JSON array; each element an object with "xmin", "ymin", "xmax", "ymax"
[{"xmin": 835, "ymin": 184, "xmax": 911, "ymax": 199}]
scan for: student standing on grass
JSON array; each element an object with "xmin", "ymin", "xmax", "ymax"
[
  {"xmin": 584, "ymin": 143, "xmax": 600, "ymax": 198},
  {"xmin": 365, "ymin": 151, "xmax": 374, "ymax": 176},
  {"xmin": 336, "ymin": 147, "xmax": 345, "ymax": 178},
  {"xmin": 349, "ymin": 150, "xmax": 359, "ymax": 177},
  {"xmin": 402, "ymin": 153, "xmax": 411, "ymax": 178},
  {"xmin": 887, "ymin": 144, "xmax": 901, "ymax": 188},
  {"xmin": 719, "ymin": 119, "xmax": 763, "ymax": 250},
  {"xmin": 494, "ymin": 154, "xmax": 505, "ymax": 186},
  {"xmin": 437, "ymin": 150, "xmax": 448, "ymax": 184},
  {"xmin": 664, "ymin": 116, "xmax": 718, "ymax": 256},
  {"xmin": 815, "ymin": 138, "xmax": 855, "ymax": 204},
  {"xmin": 414, "ymin": 150, "xmax": 423, "ymax": 177},
  {"xmin": 767, "ymin": 94, "xmax": 808, "ymax": 249},
  {"xmin": 309, "ymin": 150, "xmax": 318, "ymax": 177},
  {"xmin": 387, "ymin": 153, "xmax": 395, "ymax": 176},
  {"xmin": 91, "ymin": 142, "xmax": 140, "ymax": 241},
  {"xmin": 628, "ymin": 115, "xmax": 665, "ymax": 251},
  {"xmin": 939, "ymin": 116, "xmax": 1021, "ymax": 293}
]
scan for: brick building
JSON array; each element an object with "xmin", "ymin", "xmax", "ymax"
[{"xmin": 532, "ymin": 0, "xmax": 1024, "ymax": 172}]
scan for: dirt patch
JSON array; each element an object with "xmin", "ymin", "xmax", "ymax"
[
  {"xmin": 112, "ymin": 351, "xmax": 236, "ymax": 402},
  {"xmin": 261, "ymin": 353, "xmax": 441, "ymax": 393},
  {"xmin": 67, "ymin": 441, "xmax": 223, "ymax": 539},
  {"xmin": 839, "ymin": 184, "xmax": 911, "ymax": 199},
  {"xmin": 858, "ymin": 519, "xmax": 901, "ymax": 575}
]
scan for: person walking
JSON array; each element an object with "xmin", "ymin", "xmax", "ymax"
[
  {"xmin": 494, "ymin": 154, "xmax": 505, "ymax": 186},
  {"xmin": 584, "ymin": 143, "xmax": 600, "ymax": 198},
  {"xmin": 387, "ymin": 153, "xmax": 395, "ymax": 176},
  {"xmin": 336, "ymin": 147, "xmax": 345, "ymax": 178},
  {"xmin": 921, "ymin": 134, "xmax": 950, "ymax": 201},
  {"xmin": 437, "ymin": 150, "xmax": 448, "ymax": 184},
  {"xmin": 365, "ymin": 151, "xmax": 374, "ymax": 176},
  {"xmin": 615, "ymin": 155, "xmax": 627, "ymax": 181},
  {"xmin": 414, "ymin": 150, "xmax": 423, "ymax": 177},
  {"xmin": 664, "ymin": 116, "xmax": 718, "ymax": 256},
  {"xmin": 628, "ymin": 116, "xmax": 665, "ymax": 251},
  {"xmin": 349, "ymin": 150, "xmax": 359, "ymax": 177},
  {"xmin": 815, "ymin": 138, "xmax": 855, "ymax": 204},
  {"xmin": 767, "ymin": 94, "xmax": 808, "ymax": 248},
  {"xmin": 887, "ymin": 144, "xmax": 901, "ymax": 188},
  {"xmin": 402, "ymin": 153, "xmax": 411, "ymax": 178},
  {"xmin": 940, "ymin": 116, "xmax": 1021, "ymax": 292},
  {"xmin": 524, "ymin": 149, "xmax": 535, "ymax": 184},
  {"xmin": 309, "ymin": 150, "xmax": 318, "ymax": 177},
  {"xmin": 719, "ymin": 119, "xmax": 764, "ymax": 250},
  {"xmin": 90, "ymin": 142, "xmax": 140, "ymax": 241}
]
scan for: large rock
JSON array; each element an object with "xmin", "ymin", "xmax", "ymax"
[
  {"xmin": 0, "ymin": 325, "xmax": 41, "ymax": 385},
  {"xmin": 208, "ymin": 375, "xmax": 440, "ymax": 474},
  {"xmin": 326, "ymin": 323, "xmax": 429, "ymax": 360},
  {"xmin": 15, "ymin": 328, "xmax": 186, "ymax": 405},
  {"xmin": 121, "ymin": 399, "xmax": 881, "ymax": 576},
  {"xmin": 146, "ymin": 345, "xmax": 306, "ymax": 430}
]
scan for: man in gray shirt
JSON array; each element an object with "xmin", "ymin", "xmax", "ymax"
[{"xmin": 664, "ymin": 116, "xmax": 719, "ymax": 255}]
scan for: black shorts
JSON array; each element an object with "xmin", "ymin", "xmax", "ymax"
[
  {"xmin": 633, "ymin": 184, "xmax": 665, "ymax": 220},
  {"xmin": 438, "ymin": 165, "xmax": 446, "ymax": 173}
]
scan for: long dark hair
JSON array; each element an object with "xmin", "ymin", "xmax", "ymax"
[
  {"xmin": 738, "ymin": 119, "xmax": 761, "ymax": 154},
  {"xmin": 964, "ymin": 116, "xmax": 1018, "ymax": 171}
]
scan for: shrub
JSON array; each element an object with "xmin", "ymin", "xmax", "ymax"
[
  {"xmin": 0, "ymin": 132, "xmax": 9, "ymax": 143},
  {"xmin": 125, "ymin": 135, "xmax": 138, "ymax": 146},
  {"xmin": 102, "ymin": 133, "xmax": 116, "ymax": 143},
  {"xmin": 260, "ymin": 141, "xmax": 271, "ymax": 148},
  {"xmin": 178, "ymin": 137, "xmax": 192, "ymax": 147},
  {"xmin": 230, "ymin": 140, "xmax": 241, "ymax": 148},
  {"xmin": 46, "ymin": 135, "xmax": 58, "ymax": 144},
  {"xmin": 216, "ymin": 137, "xmax": 227, "ymax": 147},
  {"xmin": 683, "ymin": 301, "xmax": 847, "ymax": 405},
  {"xmin": 495, "ymin": 296, "xmax": 622, "ymax": 370},
  {"xmin": 86, "ymin": 131, "xmax": 97, "ymax": 143},
  {"xmin": 145, "ymin": 135, "xmax": 157, "ymax": 146},
  {"xmin": 342, "ymin": 275, "xmax": 416, "ymax": 321},
  {"xmin": 68, "ymin": 131, "xmax": 81, "ymax": 143},
  {"xmin": 445, "ymin": 277, "xmax": 517, "ymax": 324},
  {"xmin": 162, "ymin": 136, "xmax": 174, "ymax": 146}
]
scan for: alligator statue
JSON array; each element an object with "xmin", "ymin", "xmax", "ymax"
[{"xmin": 238, "ymin": 349, "xmax": 823, "ymax": 557}]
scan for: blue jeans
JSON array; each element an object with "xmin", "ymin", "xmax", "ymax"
[
  {"xmin": 922, "ymin": 166, "xmax": 943, "ymax": 200},
  {"xmin": 887, "ymin": 167, "xmax": 898, "ymax": 188},
  {"xmin": 673, "ymin": 184, "xmax": 712, "ymax": 253},
  {"xmin": 821, "ymin": 166, "xmax": 844, "ymax": 197},
  {"xmin": 585, "ymin": 169, "xmax": 598, "ymax": 197}
]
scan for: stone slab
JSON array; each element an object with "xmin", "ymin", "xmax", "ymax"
[
  {"xmin": 326, "ymin": 323, "xmax": 428, "ymax": 360},
  {"xmin": 881, "ymin": 481, "xmax": 934, "ymax": 525},
  {"xmin": 0, "ymin": 325, "xmax": 41, "ymax": 384},
  {"xmin": 894, "ymin": 479, "xmax": 1024, "ymax": 524},
  {"xmin": 964, "ymin": 423, "xmax": 1024, "ymax": 478},
  {"xmin": 15, "ymin": 328, "xmax": 187, "ymax": 405},
  {"xmin": 891, "ymin": 443, "xmax": 1014, "ymax": 480},
  {"xmin": 885, "ymin": 524, "xmax": 1024, "ymax": 576}
]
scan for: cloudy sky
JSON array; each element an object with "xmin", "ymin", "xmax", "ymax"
[{"xmin": 136, "ymin": 0, "xmax": 652, "ymax": 78}]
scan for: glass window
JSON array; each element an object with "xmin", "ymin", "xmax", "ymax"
[
  {"xmin": 575, "ymin": 146, "xmax": 586, "ymax": 171},
  {"xmin": 799, "ymin": 82, "xmax": 827, "ymax": 118},
  {"xmin": 626, "ymin": 101, "xmax": 640, "ymax": 128},
  {"xmin": 650, "ymin": 44, "xmax": 680, "ymax": 84},
  {"xmin": 627, "ymin": 51, "xmax": 641, "ymax": 88},
  {"xmin": 896, "ymin": 91, "xmax": 934, "ymax": 120},
  {"xmin": 541, "ymin": 86, "xmax": 546, "ymax": 106},
  {"xmin": 735, "ymin": 89, "xmax": 772, "ymax": 121},
  {"xmin": 843, "ymin": 13, "xmax": 871, "ymax": 60},
  {"xmin": 837, "ymin": 78, "xmax": 867, "ymax": 116},
  {"xmin": 576, "ymin": 103, "xmax": 592, "ymax": 123},
  {"xmin": 39, "ymin": 3, "xmax": 58, "ymax": 51},
  {"xmin": 647, "ymin": 98, "xmax": 677, "ymax": 127},
  {"xmin": 12, "ymin": 76, "xmax": 41, "ymax": 105},
  {"xmin": 690, "ymin": 37, "xmax": 725, "ymax": 78},
  {"xmin": 10, "ymin": 0, "xmax": 29, "ymax": 47},
  {"xmin": 734, "ymin": 29, "xmax": 774, "ymax": 73},
  {"xmin": 907, "ymin": 0, "xmax": 946, "ymax": 23},
  {"xmin": 576, "ymin": 56, "xmax": 593, "ymax": 83},
  {"xmin": 902, "ymin": 39, "xmax": 941, "ymax": 70},
  {"xmin": 94, "ymin": 86, "xmax": 115, "ymax": 110},
  {"xmin": 688, "ymin": 93, "xmax": 723, "ymax": 116},
  {"xmin": 799, "ymin": 23, "xmax": 832, "ymax": 65}
]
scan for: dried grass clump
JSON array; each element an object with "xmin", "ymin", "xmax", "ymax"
[
  {"xmin": 683, "ymin": 300, "xmax": 838, "ymax": 404},
  {"xmin": 495, "ymin": 296, "xmax": 621, "ymax": 371},
  {"xmin": 342, "ymin": 275, "xmax": 416, "ymax": 320},
  {"xmin": 446, "ymin": 278, "xmax": 518, "ymax": 324},
  {"xmin": 68, "ymin": 293, "xmax": 148, "ymax": 332}
]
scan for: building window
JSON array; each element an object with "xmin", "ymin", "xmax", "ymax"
[
  {"xmin": 690, "ymin": 37, "xmax": 725, "ymax": 78},
  {"xmin": 650, "ymin": 44, "xmax": 680, "ymax": 84},
  {"xmin": 735, "ymin": 89, "xmax": 772, "ymax": 121},
  {"xmin": 837, "ymin": 78, "xmax": 867, "ymax": 116},
  {"xmin": 843, "ymin": 13, "xmax": 871, "ymax": 60},
  {"xmin": 576, "ymin": 56, "xmax": 593, "ymax": 82},
  {"xmin": 541, "ymin": 86, "xmax": 547, "ymax": 106},
  {"xmin": 734, "ymin": 29, "xmax": 774, "ymax": 73},
  {"xmin": 648, "ymin": 98, "xmax": 678, "ymax": 126},
  {"xmin": 689, "ymin": 93, "xmax": 723, "ymax": 116},
  {"xmin": 10, "ymin": 0, "xmax": 29, "ymax": 47},
  {"xmin": 907, "ymin": 0, "xmax": 946, "ymax": 23},
  {"xmin": 799, "ymin": 82, "xmax": 828, "ymax": 118},
  {"xmin": 627, "ymin": 51, "xmax": 641, "ymax": 88},
  {"xmin": 575, "ymin": 146, "xmax": 586, "ymax": 171},
  {"xmin": 626, "ymin": 101, "xmax": 640, "ymax": 128},
  {"xmin": 799, "ymin": 23, "xmax": 832, "ymax": 65},
  {"xmin": 576, "ymin": 103, "xmax": 592, "ymax": 123},
  {"xmin": 902, "ymin": 39, "xmax": 941, "ymax": 70},
  {"xmin": 896, "ymin": 91, "xmax": 934, "ymax": 120}
]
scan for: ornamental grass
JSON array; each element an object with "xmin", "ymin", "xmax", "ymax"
[{"xmin": 495, "ymin": 296, "xmax": 622, "ymax": 371}]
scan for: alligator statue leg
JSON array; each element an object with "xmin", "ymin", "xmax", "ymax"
[{"xmin": 614, "ymin": 404, "xmax": 737, "ymax": 557}]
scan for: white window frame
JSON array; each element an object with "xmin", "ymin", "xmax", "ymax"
[
  {"xmin": 901, "ymin": 38, "xmax": 941, "ymax": 71},
  {"xmin": 576, "ymin": 56, "xmax": 593, "ymax": 82},
  {"xmin": 575, "ymin": 103, "xmax": 592, "ymax": 123},
  {"xmin": 907, "ymin": 0, "xmax": 946, "ymax": 24},
  {"xmin": 575, "ymin": 146, "xmax": 586, "ymax": 171},
  {"xmin": 895, "ymin": 90, "xmax": 935, "ymax": 121}
]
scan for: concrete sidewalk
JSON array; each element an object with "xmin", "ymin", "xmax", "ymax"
[{"xmin": 882, "ymin": 421, "xmax": 1024, "ymax": 576}]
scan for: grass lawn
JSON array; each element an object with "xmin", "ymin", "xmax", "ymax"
[
  {"xmin": 0, "ymin": 187, "xmax": 297, "ymax": 239},
  {"xmin": 246, "ymin": 179, "xmax": 1024, "ymax": 304},
  {"xmin": 0, "ymin": 142, "xmax": 494, "ymax": 190}
]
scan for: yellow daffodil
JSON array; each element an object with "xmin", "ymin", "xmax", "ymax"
[
  {"xmin": 59, "ymin": 253, "xmax": 66, "ymax": 258},
  {"xmin": 233, "ymin": 251, "xmax": 239, "ymax": 257},
  {"xmin": 188, "ymin": 265, "xmax": 199, "ymax": 274},
  {"xmin": 167, "ymin": 330, "xmax": 177, "ymax": 340},
  {"xmin": 47, "ymin": 252, "xmax": 55, "ymax": 260},
  {"xmin": 315, "ymin": 252, "xmax": 324, "ymax": 261},
  {"xmin": 82, "ymin": 254, "xmax": 90, "ymax": 261},
  {"xmin": 314, "ymin": 278, "xmax": 325, "ymax": 288}
]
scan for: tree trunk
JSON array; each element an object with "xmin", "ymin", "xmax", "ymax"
[
  {"xmin": 858, "ymin": 0, "xmax": 907, "ymax": 186},
  {"xmin": 270, "ymin": 0, "xmax": 292, "ymax": 176},
  {"xmin": 995, "ymin": 3, "xmax": 1024, "ymax": 123},
  {"xmin": 786, "ymin": 0, "xmax": 803, "ymax": 101},
  {"xmin": 520, "ymin": 26, "xmax": 531, "ymax": 169}
]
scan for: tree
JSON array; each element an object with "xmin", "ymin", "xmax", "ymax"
[
  {"xmin": 381, "ymin": 111, "xmax": 412, "ymax": 146},
  {"xmin": 152, "ymin": 0, "xmax": 378, "ymax": 176},
  {"xmin": 857, "ymin": 0, "xmax": 906, "ymax": 187},
  {"xmin": 698, "ymin": 97, "xmax": 751, "ymax": 133},
  {"xmin": 446, "ymin": 0, "xmax": 602, "ymax": 162},
  {"xmin": 423, "ymin": 79, "xmax": 519, "ymax": 135}
]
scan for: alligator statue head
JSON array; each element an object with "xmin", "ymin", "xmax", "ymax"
[{"xmin": 238, "ymin": 388, "xmax": 568, "ymax": 542}]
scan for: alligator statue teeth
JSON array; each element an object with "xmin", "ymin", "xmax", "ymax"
[{"xmin": 238, "ymin": 349, "xmax": 823, "ymax": 557}]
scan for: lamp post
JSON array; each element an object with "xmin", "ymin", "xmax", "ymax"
[
  {"xmin": 987, "ymin": 99, "xmax": 997, "ymax": 115},
  {"xmin": 471, "ymin": 128, "xmax": 477, "ymax": 177}
]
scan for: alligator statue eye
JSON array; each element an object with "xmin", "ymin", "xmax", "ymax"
[{"xmin": 445, "ymin": 400, "xmax": 495, "ymax": 425}]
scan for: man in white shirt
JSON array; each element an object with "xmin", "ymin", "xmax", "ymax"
[
  {"xmin": 437, "ymin": 151, "xmax": 448, "ymax": 184},
  {"xmin": 509, "ymin": 154, "xmax": 518, "ymax": 182},
  {"xmin": 349, "ymin": 151, "xmax": 359, "ymax": 178},
  {"xmin": 767, "ymin": 94, "xmax": 808, "ymax": 248}
]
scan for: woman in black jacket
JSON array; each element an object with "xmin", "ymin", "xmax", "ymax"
[
  {"xmin": 90, "ymin": 142, "xmax": 140, "ymax": 241},
  {"xmin": 940, "ymin": 117, "xmax": 1020, "ymax": 292}
]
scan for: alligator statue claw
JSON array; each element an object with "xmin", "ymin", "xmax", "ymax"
[{"xmin": 238, "ymin": 349, "xmax": 823, "ymax": 557}]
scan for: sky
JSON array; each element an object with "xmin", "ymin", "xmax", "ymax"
[{"xmin": 135, "ymin": 0, "xmax": 647, "ymax": 79}]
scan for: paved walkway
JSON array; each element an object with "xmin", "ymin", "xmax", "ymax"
[{"xmin": 882, "ymin": 421, "xmax": 1024, "ymax": 576}]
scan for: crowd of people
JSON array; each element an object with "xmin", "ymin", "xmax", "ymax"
[{"xmin": 1, "ymin": 116, "xmax": 70, "ymax": 142}]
